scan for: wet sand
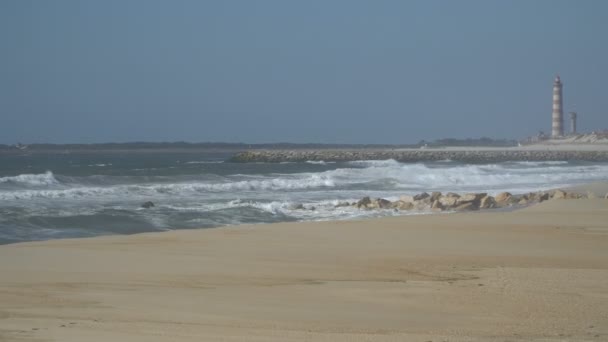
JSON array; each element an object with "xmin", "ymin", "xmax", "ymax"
[{"xmin": 1, "ymin": 197, "xmax": 607, "ymax": 341}]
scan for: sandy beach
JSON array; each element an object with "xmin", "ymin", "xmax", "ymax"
[{"xmin": 1, "ymin": 193, "xmax": 608, "ymax": 341}]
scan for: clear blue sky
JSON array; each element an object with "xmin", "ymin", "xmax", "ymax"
[{"xmin": 1, "ymin": 0, "xmax": 606, "ymax": 144}]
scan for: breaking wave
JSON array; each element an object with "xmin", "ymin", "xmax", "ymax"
[
  {"xmin": 2, "ymin": 161, "xmax": 608, "ymax": 201},
  {"xmin": 0, "ymin": 171, "xmax": 59, "ymax": 187},
  {"xmin": 2, "ymin": 157, "xmax": 607, "ymax": 244}
]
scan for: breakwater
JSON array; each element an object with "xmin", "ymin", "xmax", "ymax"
[{"xmin": 229, "ymin": 149, "xmax": 608, "ymax": 163}]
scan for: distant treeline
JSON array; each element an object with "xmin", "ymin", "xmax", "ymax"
[
  {"xmin": 0, "ymin": 138, "xmax": 517, "ymax": 152},
  {"xmin": 0, "ymin": 141, "xmax": 417, "ymax": 151}
]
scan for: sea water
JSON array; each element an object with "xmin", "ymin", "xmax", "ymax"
[{"xmin": 1, "ymin": 151, "xmax": 607, "ymax": 244}]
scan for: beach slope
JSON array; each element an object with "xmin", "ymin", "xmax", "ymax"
[{"xmin": 1, "ymin": 199, "xmax": 607, "ymax": 341}]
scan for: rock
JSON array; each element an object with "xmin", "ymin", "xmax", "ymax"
[
  {"xmin": 411, "ymin": 199, "xmax": 431, "ymax": 210},
  {"xmin": 518, "ymin": 198, "xmax": 528, "ymax": 205},
  {"xmin": 445, "ymin": 192, "xmax": 461, "ymax": 199},
  {"xmin": 356, "ymin": 196, "xmax": 372, "ymax": 209},
  {"xmin": 456, "ymin": 193, "xmax": 486, "ymax": 206},
  {"xmin": 525, "ymin": 192, "xmax": 538, "ymax": 202},
  {"xmin": 438, "ymin": 196, "xmax": 458, "ymax": 208},
  {"xmin": 461, "ymin": 192, "xmax": 487, "ymax": 202},
  {"xmin": 538, "ymin": 193, "xmax": 550, "ymax": 202},
  {"xmin": 479, "ymin": 195, "xmax": 496, "ymax": 209},
  {"xmin": 431, "ymin": 200, "xmax": 444, "ymax": 211},
  {"xmin": 413, "ymin": 192, "xmax": 430, "ymax": 201},
  {"xmin": 454, "ymin": 202, "xmax": 476, "ymax": 211},
  {"xmin": 399, "ymin": 195, "xmax": 414, "ymax": 203},
  {"xmin": 430, "ymin": 191, "xmax": 442, "ymax": 202},
  {"xmin": 335, "ymin": 201, "xmax": 351, "ymax": 208},
  {"xmin": 391, "ymin": 200, "xmax": 414, "ymax": 210},
  {"xmin": 566, "ymin": 192, "xmax": 583, "ymax": 199},
  {"xmin": 375, "ymin": 198, "xmax": 392, "ymax": 209},
  {"xmin": 552, "ymin": 189, "xmax": 567, "ymax": 200},
  {"xmin": 141, "ymin": 201, "xmax": 155, "ymax": 209},
  {"xmin": 587, "ymin": 191, "xmax": 597, "ymax": 199},
  {"xmin": 495, "ymin": 192, "xmax": 512, "ymax": 204}
]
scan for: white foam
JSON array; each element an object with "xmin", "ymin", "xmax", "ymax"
[
  {"xmin": 0, "ymin": 171, "xmax": 58, "ymax": 186},
  {"xmin": 0, "ymin": 173, "xmax": 336, "ymax": 201},
  {"xmin": 184, "ymin": 161, "xmax": 224, "ymax": 164},
  {"xmin": 2, "ymin": 161, "xmax": 607, "ymax": 203},
  {"xmin": 347, "ymin": 159, "xmax": 402, "ymax": 168},
  {"xmin": 305, "ymin": 160, "xmax": 334, "ymax": 165},
  {"xmin": 511, "ymin": 161, "xmax": 569, "ymax": 166}
]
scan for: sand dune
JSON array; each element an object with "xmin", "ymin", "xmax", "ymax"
[{"xmin": 1, "ymin": 198, "xmax": 607, "ymax": 341}]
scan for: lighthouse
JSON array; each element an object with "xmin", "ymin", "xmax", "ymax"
[{"xmin": 552, "ymin": 75, "xmax": 564, "ymax": 138}]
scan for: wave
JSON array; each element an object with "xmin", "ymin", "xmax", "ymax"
[
  {"xmin": 508, "ymin": 161, "xmax": 570, "ymax": 167},
  {"xmin": 0, "ymin": 174, "xmax": 337, "ymax": 201},
  {"xmin": 184, "ymin": 161, "xmax": 224, "ymax": 164},
  {"xmin": 3, "ymin": 158, "xmax": 608, "ymax": 244},
  {"xmin": 0, "ymin": 171, "xmax": 59, "ymax": 187},
  {"xmin": 2, "ymin": 160, "xmax": 608, "ymax": 201},
  {"xmin": 305, "ymin": 160, "xmax": 335, "ymax": 165},
  {"xmin": 347, "ymin": 159, "xmax": 402, "ymax": 168}
]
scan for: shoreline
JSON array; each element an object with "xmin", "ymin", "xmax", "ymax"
[
  {"xmin": 0, "ymin": 184, "xmax": 597, "ymax": 247},
  {"xmin": 1, "ymin": 184, "xmax": 607, "ymax": 341}
]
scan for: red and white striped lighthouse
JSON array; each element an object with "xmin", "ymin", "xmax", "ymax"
[{"xmin": 551, "ymin": 75, "xmax": 564, "ymax": 138}]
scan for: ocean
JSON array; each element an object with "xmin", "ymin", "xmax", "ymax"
[{"xmin": 1, "ymin": 151, "xmax": 607, "ymax": 244}]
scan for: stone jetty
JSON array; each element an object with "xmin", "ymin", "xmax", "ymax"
[
  {"xmin": 332, "ymin": 189, "xmax": 585, "ymax": 213},
  {"xmin": 229, "ymin": 149, "xmax": 608, "ymax": 163}
]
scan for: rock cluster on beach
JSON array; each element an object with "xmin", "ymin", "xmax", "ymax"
[
  {"xmin": 336, "ymin": 189, "xmax": 585, "ymax": 212},
  {"xmin": 230, "ymin": 149, "xmax": 608, "ymax": 163}
]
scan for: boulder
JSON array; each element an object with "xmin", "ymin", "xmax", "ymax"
[
  {"xmin": 413, "ymin": 200, "xmax": 432, "ymax": 210},
  {"xmin": 538, "ymin": 193, "xmax": 550, "ymax": 202},
  {"xmin": 413, "ymin": 192, "xmax": 430, "ymax": 201},
  {"xmin": 552, "ymin": 189, "xmax": 567, "ymax": 200},
  {"xmin": 399, "ymin": 195, "xmax": 414, "ymax": 203},
  {"xmin": 391, "ymin": 200, "xmax": 414, "ymax": 210},
  {"xmin": 445, "ymin": 192, "xmax": 461, "ymax": 199},
  {"xmin": 334, "ymin": 201, "xmax": 351, "ymax": 208},
  {"xmin": 566, "ymin": 192, "xmax": 584, "ymax": 199},
  {"xmin": 454, "ymin": 202, "xmax": 476, "ymax": 211},
  {"xmin": 479, "ymin": 195, "xmax": 496, "ymax": 209},
  {"xmin": 431, "ymin": 200, "xmax": 444, "ymax": 211},
  {"xmin": 438, "ymin": 196, "xmax": 459, "ymax": 208},
  {"xmin": 456, "ymin": 193, "xmax": 486, "ymax": 206},
  {"xmin": 375, "ymin": 198, "xmax": 392, "ymax": 209},
  {"xmin": 356, "ymin": 196, "xmax": 372, "ymax": 209},
  {"xmin": 430, "ymin": 191, "xmax": 442, "ymax": 202},
  {"xmin": 141, "ymin": 201, "xmax": 155, "ymax": 209},
  {"xmin": 518, "ymin": 198, "xmax": 529, "ymax": 205},
  {"xmin": 495, "ymin": 192, "xmax": 512, "ymax": 204}
]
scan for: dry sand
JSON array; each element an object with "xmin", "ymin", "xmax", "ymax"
[{"xmin": 1, "ymin": 197, "xmax": 608, "ymax": 341}]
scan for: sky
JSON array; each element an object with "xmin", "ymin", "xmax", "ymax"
[{"xmin": 1, "ymin": 0, "xmax": 607, "ymax": 144}]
